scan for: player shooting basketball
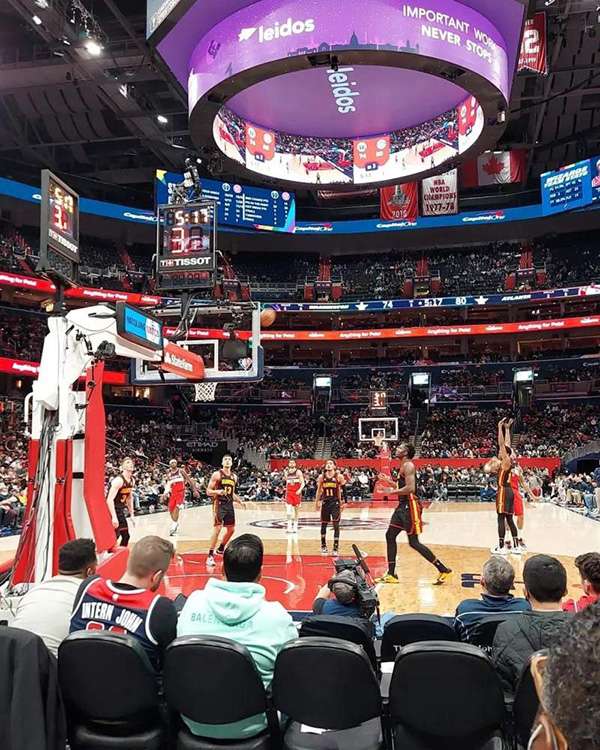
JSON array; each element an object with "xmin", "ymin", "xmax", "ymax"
[
  {"xmin": 484, "ymin": 418, "xmax": 523, "ymax": 554},
  {"xmin": 376, "ymin": 444, "xmax": 452, "ymax": 586},
  {"xmin": 206, "ymin": 454, "xmax": 244, "ymax": 567}
]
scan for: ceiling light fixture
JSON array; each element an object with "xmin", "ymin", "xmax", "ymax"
[
  {"xmin": 157, "ymin": 114, "xmax": 169, "ymax": 124},
  {"xmin": 85, "ymin": 38, "xmax": 103, "ymax": 56},
  {"xmin": 32, "ymin": 15, "xmax": 43, "ymax": 25}
]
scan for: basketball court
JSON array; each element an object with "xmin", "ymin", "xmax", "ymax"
[{"xmin": 4, "ymin": 501, "xmax": 595, "ymax": 617}]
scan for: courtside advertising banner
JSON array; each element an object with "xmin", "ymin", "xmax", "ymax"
[
  {"xmin": 380, "ymin": 183, "xmax": 418, "ymax": 222},
  {"xmin": 518, "ymin": 12, "xmax": 547, "ymax": 75},
  {"xmin": 421, "ymin": 169, "xmax": 458, "ymax": 216}
]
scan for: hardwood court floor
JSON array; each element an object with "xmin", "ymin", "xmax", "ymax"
[{"xmin": 2, "ymin": 502, "xmax": 598, "ymax": 615}]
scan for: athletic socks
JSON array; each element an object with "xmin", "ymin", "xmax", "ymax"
[{"xmin": 433, "ymin": 558, "xmax": 451, "ymax": 574}]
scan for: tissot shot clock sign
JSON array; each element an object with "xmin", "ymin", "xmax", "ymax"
[
  {"xmin": 37, "ymin": 170, "xmax": 80, "ymax": 284},
  {"xmin": 155, "ymin": 200, "xmax": 217, "ymax": 291}
]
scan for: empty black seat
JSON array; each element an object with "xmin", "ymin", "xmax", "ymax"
[
  {"xmin": 389, "ymin": 641, "xmax": 506, "ymax": 749},
  {"xmin": 381, "ymin": 614, "xmax": 457, "ymax": 662},
  {"xmin": 163, "ymin": 635, "xmax": 276, "ymax": 750},
  {"xmin": 513, "ymin": 660, "xmax": 540, "ymax": 748},
  {"xmin": 58, "ymin": 631, "xmax": 163, "ymax": 750},
  {"xmin": 299, "ymin": 615, "xmax": 378, "ymax": 672},
  {"xmin": 466, "ymin": 616, "xmax": 509, "ymax": 652},
  {"xmin": 273, "ymin": 637, "xmax": 383, "ymax": 750}
]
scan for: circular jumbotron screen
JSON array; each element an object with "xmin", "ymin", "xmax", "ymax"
[{"xmin": 184, "ymin": 0, "xmax": 512, "ymax": 187}]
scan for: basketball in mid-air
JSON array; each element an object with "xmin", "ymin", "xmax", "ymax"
[{"xmin": 260, "ymin": 308, "xmax": 277, "ymax": 328}]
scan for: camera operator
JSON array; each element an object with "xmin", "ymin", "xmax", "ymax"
[{"xmin": 312, "ymin": 570, "xmax": 363, "ymax": 618}]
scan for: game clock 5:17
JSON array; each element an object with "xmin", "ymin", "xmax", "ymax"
[{"xmin": 49, "ymin": 178, "xmax": 76, "ymax": 238}]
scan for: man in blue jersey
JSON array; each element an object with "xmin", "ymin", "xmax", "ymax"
[{"xmin": 70, "ymin": 535, "xmax": 177, "ymax": 669}]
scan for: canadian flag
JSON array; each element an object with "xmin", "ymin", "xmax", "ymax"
[{"xmin": 460, "ymin": 150, "xmax": 526, "ymax": 187}]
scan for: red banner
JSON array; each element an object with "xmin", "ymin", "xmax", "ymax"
[
  {"xmin": 256, "ymin": 314, "xmax": 600, "ymax": 342},
  {"xmin": 380, "ymin": 183, "xmax": 418, "ymax": 221},
  {"xmin": 518, "ymin": 12, "xmax": 548, "ymax": 75},
  {"xmin": 246, "ymin": 124, "xmax": 275, "ymax": 161},
  {"xmin": 0, "ymin": 271, "xmax": 160, "ymax": 306},
  {"xmin": 270, "ymin": 458, "xmax": 561, "ymax": 472},
  {"xmin": 460, "ymin": 150, "xmax": 526, "ymax": 187},
  {"xmin": 0, "ymin": 356, "xmax": 127, "ymax": 384},
  {"xmin": 421, "ymin": 169, "xmax": 458, "ymax": 216}
]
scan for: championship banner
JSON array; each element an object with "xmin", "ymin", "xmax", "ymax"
[
  {"xmin": 380, "ymin": 183, "xmax": 418, "ymax": 221},
  {"xmin": 421, "ymin": 169, "xmax": 458, "ymax": 216},
  {"xmin": 518, "ymin": 12, "xmax": 547, "ymax": 75},
  {"xmin": 460, "ymin": 150, "xmax": 525, "ymax": 187}
]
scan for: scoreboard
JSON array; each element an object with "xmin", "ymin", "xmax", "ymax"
[
  {"xmin": 155, "ymin": 201, "xmax": 217, "ymax": 291},
  {"xmin": 37, "ymin": 170, "xmax": 80, "ymax": 285},
  {"xmin": 155, "ymin": 171, "xmax": 296, "ymax": 233},
  {"xmin": 541, "ymin": 156, "xmax": 600, "ymax": 216}
]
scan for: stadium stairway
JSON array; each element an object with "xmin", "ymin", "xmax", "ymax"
[{"xmin": 314, "ymin": 436, "xmax": 332, "ymax": 460}]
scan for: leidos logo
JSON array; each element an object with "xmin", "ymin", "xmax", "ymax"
[
  {"xmin": 327, "ymin": 67, "xmax": 360, "ymax": 114},
  {"xmin": 239, "ymin": 18, "xmax": 315, "ymax": 44}
]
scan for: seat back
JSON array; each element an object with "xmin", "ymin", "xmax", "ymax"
[
  {"xmin": 513, "ymin": 662, "xmax": 540, "ymax": 747},
  {"xmin": 381, "ymin": 613, "xmax": 457, "ymax": 661},
  {"xmin": 299, "ymin": 615, "xmax": 378, "ymax": 671},
  {"xmin": 273, "ymin": 637, "xmax": 381, "ymax": 731},
  {"xmin": 389, "ymin": 642, "xmax": 505, "ymax": 739},
  {"xmin": 58, "ymin": 632, "xmax": 159, "ymax": 723},
  {"xmin": 163, "ymin": 636, "xmax": 268, "ymax": 725},
  {"xmin": 466, "ymin": 615, "xmax": 509, "ymax": 652}
]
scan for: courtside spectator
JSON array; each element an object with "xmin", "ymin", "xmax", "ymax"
[
  {"xmin": 70, "ymin": 535, "xmax": 177, "ymax": 669},
  {"xmin": 530, "ymin": 605, "xmax": 600, "ymax": 750},
  {"xmin": 177, "ymin": 534, "xmax": 297, "ymax": 740},
  {"xmin": 562, "ymin": 552, "xmax": 600, "ymax": 613},
  {"xmin": 454, "ymin": 556, "xmax": 530, "ymax": 640},
  {"xmin": 11, "ymin": 539, "xmax": 97, "ymax": 656},
  {"xmin": 492, "ymin": 555, "xmax": 570, "ymax": 692}
]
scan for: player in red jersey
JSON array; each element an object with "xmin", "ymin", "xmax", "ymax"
[
  {"xmin": 206, "ymin": 454, "xmax": 243, "ymax": 567},
  {"xmin": 284, "ymin": 458, "xmax": 304, "ymax": 534},
  {"xmin": 163, "ymin": 459, "xmax": 199, "ymax": 537},
  {"xmin": 315, "ymin": 459, "xmax": 346, "ymax": 557}
]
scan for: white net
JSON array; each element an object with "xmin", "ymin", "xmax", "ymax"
[{"xmin": 194, "ymin": 382, "xmax": 218, "ymax": 402}]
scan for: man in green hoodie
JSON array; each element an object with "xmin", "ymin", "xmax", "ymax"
[{"xmin": 177, "ymin": 533, "xmax": 298, "ymax": 739}]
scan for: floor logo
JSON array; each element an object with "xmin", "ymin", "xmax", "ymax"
[
  {"xmin": 249, "ymin": 518, "xmax": 388, "ymax": 530},
  {"xmin": 239, "ymin": 18, "xmax": 315, "ymax": 44}
]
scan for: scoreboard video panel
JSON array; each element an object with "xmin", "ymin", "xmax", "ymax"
[
  {"xmin": 155, "ymin": 201, "xmax": 217, "ymax": 291},
  {"xmin": 37, "ymin": 170, "xmax": 80, "ymax": 285}
]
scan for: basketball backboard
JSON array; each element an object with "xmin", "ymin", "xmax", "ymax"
[
  {"xmin": 358, "ymin": 417, "xmax": 399, "ymax": 443},
  {"xmin": 131, "ymin": 303, "xmax": 264, "ymax": 384}
]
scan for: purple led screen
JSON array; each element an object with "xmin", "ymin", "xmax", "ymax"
[
  {"xmin": 189, "ymin": 0, "xmax": 509, "ymax": 138},
  {"xmin": 158, "ymin": 0, "xmax": 525, "ymax": 95},
  {"xmin": 228, "ymin": 67, "xmax": 469, "ymax": 139}
]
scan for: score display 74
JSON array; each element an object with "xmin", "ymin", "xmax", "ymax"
[{"xmin": 155, "ymin": 201, "xmax": 217, "ymax": 291}]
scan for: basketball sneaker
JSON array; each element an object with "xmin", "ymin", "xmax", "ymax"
[
  {"xmin": 332, "ymin": 548, "xmax": 339, "ymax": 558},
  {"xmin": 206, "ymin": 554, "xmax": 216, "ymax": 567},
  {"xmin": 321, "ymin": 546, "xmax": 328, "ymax": 556},
  {"xmin": 433, "ymin": 569, "xmax": 452, "ymax": 586},
  {"xmin": 215, "ymin": 544, "xmax": 225, "ymax": 556},
  {"xmin": 491, "ymin": 545, "xmax": 509, "ymax": 555},
  {"xmin": 375, "ymin": 573, "xmax": 399, "ymax": 584},
  {"xmin": 518, "ymin": 542, "xmax": 528, "ymax": 553}
]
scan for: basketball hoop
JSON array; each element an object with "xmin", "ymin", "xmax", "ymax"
[{"xmin": 194, "ymin": 382, "xmax": 218, "ymax": 402}]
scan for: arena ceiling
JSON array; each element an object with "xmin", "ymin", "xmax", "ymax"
[{"xmin": 0, "ymin": 0, "xmax": 599, "ymax": 213}]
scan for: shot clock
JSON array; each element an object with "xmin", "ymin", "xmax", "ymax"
[
  {"xmin": 37, "ymin": 170, "xmax": 80, "ymax": 285},
  {"xmin": 155, "ymin": 200, "xmax": 217, "ymax": 291}
]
